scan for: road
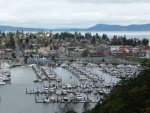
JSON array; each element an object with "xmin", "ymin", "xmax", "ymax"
[{"xmin": 59, "ymin": 53, "xmax": 138, "ymax": 64}]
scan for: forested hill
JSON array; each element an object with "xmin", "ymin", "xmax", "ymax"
[
  {"xmin": 90, "ymin": 60, "xmax": 150, "ymax": 113},
  {"xmin": 1, "ymin": 23, "xmax": 150, "ymax": 31},
  {"xmin": 86, "ymin": 24, "xmax": 150, "ymax": 31}
]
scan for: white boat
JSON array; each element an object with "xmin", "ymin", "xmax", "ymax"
[
  {"xmin": 63, "ymin": 97, "xmax": 68, "ymax": 101},
  {"xmin": 79, "ymin": 75, "xmax": 88, "ymax": 81},
  {"xmin": 33, "ymin": 78, "xmax": 39, "ymax": 82},
  {"xmin": 55, "ymin": 89, "xmax": 62, "ymax": 95},
  {"xmin": 62, "ymin": 84, "xmax": 66, "ymax": 89},
  {"xmin": 50, "ymin": 96, "xmax": 55, "ymax": 101},
  {"xmin": 56, "ymin": 76, "xmax": 62, "ymax": 82},
  {"xmin": 0, "ymin": 79, "xmax": 6, "ymax": 85},
  {"xmin": 49, "ymin": 88, "xmax": 55, "ymax": 93},
  {"xmin": 44, "ymin": 97, "xmax": 50, "ymax": 103},
  {"xmin": 66, "ymin": 83, "xmax": 72, "ymax": 89},
  {"xmin": 62, "ymin": 89, "xmax": 67, "ymax": 95},
  {"xmin": 75, "ymin": 94, "xmax": 82, "ymax": 101}
]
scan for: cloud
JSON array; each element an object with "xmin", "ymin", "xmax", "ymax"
[
  {"xmin": 0, "ymin": 0, "xmax": 150, "ymax": 28},
  {"xmin": 66, "ymin": 0, "xmax": 150, "ymax": 3}
]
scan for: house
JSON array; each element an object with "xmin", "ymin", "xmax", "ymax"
[
  {"xmin": 132, "ymin": 47, "xmax": 139, "ymax": 53},
  {"xmin": 110, "ymin": 46, "xmax": 120, "ymax": 52},
  {"xmin": 146, "ymin": 50, "xmax": 150, "ymax": 58},
  {"xmin": 39, "ymin": 46, "xmax": 51, "ymax": 52},
  {"xmin": 24, "ymin": 49, "xmax": 37, "ymax": 54},
  {"xmin": 119, "ymin": 46, "xmax": 133, "ymax": 53},
  {"xmin": 88, "ymin": 46, "xmax": 108, "ymax": 57},
  {"xmin": 110, "ymin": 46, "xmax": 133, "ymax": 58},
  {"xmin": 30, "ymin": 52, "xmax": 39, "ymax": 58},
  {"xmin": 0, "ymin": 49, "xmax": 14, "ymax": 59},
  {"xmin": 142, "ymin": 46, "xmax": 150, "ymax": 58},
  {"xmin": 59, "ymin": 46, "xmax": 66, "ymax": 51},
  {"xmin": 39, "ymin": 51, "xmax": 49, "ymax": 57},
  {"xmin": 66, "ymin": 47, "xmax": 79, "ymax": 52}
]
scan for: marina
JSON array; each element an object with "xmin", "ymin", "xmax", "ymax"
[
  {"xmin": 0, "ymin": 61, "xmax": 140, "ymax": 113},
  {"xmin": 25, "ymin": 61, "xmax": 138, "ymax": 105},
  {"xmin": 0, "ymin": 64, "xmax": 11, "ymax": 85}
]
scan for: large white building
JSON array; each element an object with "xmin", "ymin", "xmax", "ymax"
[
  {"xmin": 146, "ymin": 50, "xmax": 150, "ymax": 58},
  {"xmin": 110, "ymin": 46, "xmax": 120, "ymax": 52}
]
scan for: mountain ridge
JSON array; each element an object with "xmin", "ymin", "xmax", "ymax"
[{"xmin": 1, "ymin": 23, "xmax": 150, "ymax": 31}]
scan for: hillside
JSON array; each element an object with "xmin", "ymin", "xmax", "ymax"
[
  {"xmin": 86, "ymin": 24, "xmax": 150, "ymax": 31},
  {"xmin": 0, "ymin": 25, "xmax": 46, "ymax": 31},
  {"xmin": 1, "ymin": 23, "xmax": 150, "ymax": 31},
  {"xmin": 90, "ymin": 60, "xmax": 150, "ymax": 113}
]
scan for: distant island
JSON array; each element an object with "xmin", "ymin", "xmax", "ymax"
[{"xmin": 1, "ymin": 23, "xmax": 150, "ymax": 31}]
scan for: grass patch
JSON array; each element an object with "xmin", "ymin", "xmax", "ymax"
[{"xmin": 126, "ymin": 57, "xmax": 150, "ymax": 62}]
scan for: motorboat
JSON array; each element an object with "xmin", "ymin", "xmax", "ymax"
[
  {"xmin": 44, "ymin": 96, "xmax": 50, "ymax": 103},
  {"xmin": 56, "ymin": 76, "xmax": 62, "ymax": 82},
  {"xmin": 0, "ymin": 79, "xmax": 6, "ymax": 85},
  {"xmin": 33, "ymin": 78, "xmax": 39, "ymax": 82},
  {"xmin": 50, "ymin": 96, "xmax": 55, "ymax": 101},
  {"xmin": 55, "ymin": 89, "xmax": 62, "ymax": 95},
  {"xmin": 66, "ymin": 83, "xmax": 72, "ymax": 89},
  {"xmin": 75, "ymin": 94, "xmax": 82, "ymax": 101},
  {"xmin": 63, "ymin": 97, "xmax": 68, "ymax": 101},
  {"xmin": 49, "ymin": 88, "xmax": 55, "ymax": 93},
  {"xmin": 62, "ymin": 89, "xmax": 67, "ymax": 95}
]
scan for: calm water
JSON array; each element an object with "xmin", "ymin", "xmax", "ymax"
[{"xmin": 0, "ymin": 66, "xmax": 118, "ymax": 113}]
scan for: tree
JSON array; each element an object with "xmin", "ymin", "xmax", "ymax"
[
  {"xmin": 45, "ymin": 42, "xmax": 48, "ymax": 47},
  {"xmin": 102, "ymin": 34, "xmax": 108, "ymax": 41},
  {"xmin": 16, "ymin": 30, "xmax": 20, "ymax": 38},
  {"xmin": 82, "ymin": 49, "xmax": 89, "ymax": 57},
  {"xmin": 102, "ymin": 59, "xmax": 105, "ymax": 62},
  {"xmin": 0, "ymin": 44, "xmax": 5, "ymax": 49},
  {"xmin": 52, "ymin": 55, "xmax": 55, "ymax": 61},
  {"xmin": 57, "ymin": 102, "xmax": 76, "ymax": 113},
  {"xmin": 2, "ymin": 31, "xmax": 5, "ymax": 37},
  {"xmin": 25, "ymin": 38, "xmax": 29, "ymax": 45},
  {"xmin": 5, "ymin": 33, "xmax": 15, "ymax": 49},
  {"xmin": 12, "ymin": 52, "xmax": 16, "ymax": 58},
  {"xmin": 91, "ymin": 36, "xmax": 96, "ymax": 44},
  {"xmin": 82, "ymin": 101, "xmax": 90, "ymax": 113},
  {"xmin": 29, "ymin": 44, "xmax": 33, "ymax": 49},
  {"xmin": 90, "ymin": 60, "xmax": 150, "ymax": 113},
  {"xmin": 142, "ymin": 38, "xmax": 149, "ymax": 46}
]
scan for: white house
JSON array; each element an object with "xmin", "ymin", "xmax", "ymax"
[
  {"xmin": 110, "ymin": 46, "xmax": 120, "ymax": 52},
  {"xmin": 110, "ymin": 46, "xmax": 120, "ymax": 54},
  {"xmin": 146, "ymin": 50, "xmax": 150, "ymax": 58}
]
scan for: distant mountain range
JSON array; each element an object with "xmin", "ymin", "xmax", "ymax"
[
  {"xmin": 1, "ymin": 23, "xmax": 150, "ymax": 31},
  {"xmin": 0, "ymin": 25, "xmax": 46, "ymax": 31}
]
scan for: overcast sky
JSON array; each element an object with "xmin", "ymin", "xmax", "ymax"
[{"xmin": 0, "ymin": 0, "xmax": 150, "ymax": 28}]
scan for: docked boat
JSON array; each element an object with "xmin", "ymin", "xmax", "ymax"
[
  {"xmin": 50, "ymin": 96, "xmax": 55, "ymax": 101},
  {"xmin": 0, "ymin": 79, "xmax": 6, "ymax": 85},
  {"xmin": 44, "ymin": 96, "xmax": 50, "ymax": 103},
  {"xmin": 56, "ymin": 76, "xmax": 62, "ymax": 82},
  {"xmin": 62, "ymin": 89, "xmax": 67, "ymax": 95},
  {"xmin": 63, "ymin": 97, "xmax": 68, "ymax": 101},
  {"xmin": 75, "ymin": 93, "xmax": 82, "ymax": 101},
  {"xmin": 55, "ymin": 89, "xmax": 62, "ymax": 95},
  {"xmin": 33, "ymin": 78, "xmax": 39, "ymax": 82},
  {"xmin": 49, "ymin": 87, "xmax": 55, "ymax": 93}
]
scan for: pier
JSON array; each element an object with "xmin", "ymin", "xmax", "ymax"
[{"xmin": 25, "ymin": 60, "xmax": 140, "ymax": 105}]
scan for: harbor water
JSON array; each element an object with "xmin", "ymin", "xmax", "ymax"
[{"xmin": 0, "ymin": 66, "xmax": 119, "ymax": 113}]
